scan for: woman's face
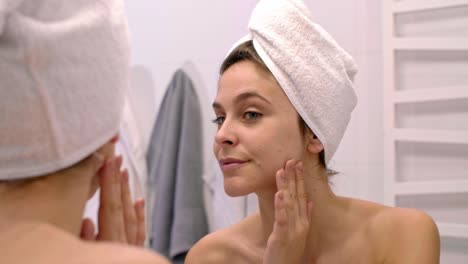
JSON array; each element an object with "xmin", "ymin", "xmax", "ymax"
[{"xmin": 213, "ymin": 60, "xmax": 305, "ymax": 196}]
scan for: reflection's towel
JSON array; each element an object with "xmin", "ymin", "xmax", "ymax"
[{"xmin": 231, "ymin": 0, "xmax": 359, "ymax": 163}]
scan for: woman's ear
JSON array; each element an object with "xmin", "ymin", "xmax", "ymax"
[
  {"xmin": 306, "ymin": 132, "xmax": 324, "ymax": 154},
  {"xmin": 110, "ymin": 133, "xmax": 120, "ymax": 144}
]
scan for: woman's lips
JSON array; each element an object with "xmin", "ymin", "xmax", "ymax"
[{"xmin": 219, "ymin": 158, "xmax": 248, "ymax": 171}]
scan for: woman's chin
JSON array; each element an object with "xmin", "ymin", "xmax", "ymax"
[
  {"xmin": 224, "ymin": 186, "xmax": 252, "ymax": 197},
  {"xmin": 223, "ymin": 178, "xmax": 254, "ymax": 197}
]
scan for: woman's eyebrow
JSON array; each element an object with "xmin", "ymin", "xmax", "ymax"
[
  {"xmin": 212, "ymin": 101, "xmax": 223, "ymax": 110},
  {"xmin": 212, "ymin": 91, "xmax": 272, "ymax": 110},
  {"xmin": 234, "ymin": 92, "xmax": 271, "ymax": 105}
]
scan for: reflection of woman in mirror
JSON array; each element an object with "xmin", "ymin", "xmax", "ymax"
[{"xmin": 187, "ymin": 0, "xmax": 440, "ymax": 263}]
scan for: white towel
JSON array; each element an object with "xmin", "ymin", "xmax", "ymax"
[
  {"xmin": 231, "ymin": 0, "xmax": 358, "ymax": 164},
  {"xmin": 0, "ymin": 0, "xmax": 130, "ymax": 180}
]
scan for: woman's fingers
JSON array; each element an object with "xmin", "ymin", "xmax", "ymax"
[
  {"xmin": 295, "ymin": 162, "xmax": 307, "ymax": 219},
  {"xmin": 90, "ymin": 154, "xmax": 147, "ymax": 247},
  {"xmin": 286, "ymin": 160, "xmax": 297, "ymax": 201},
  {"xmin": 121, "ymin": 169, "xmax": 138, "ymax": 245},
  {"xmin": 266, "ymin": 159, "xmax": 311, "ymax": 264},
  {"xmin": 80, "ymin": 218, "xmax": 96, "ymax": 241},
  {"xmin": 135, "ymin": 199, "xmax": 146, "ymax": 246},
  {"xmin": 274, "ymin": 191, "xmax": 287, "ymax": 226},
  {"xmin": 97, "ymin": 156, "xmax": 126, "ymax": 242},
  {"xmin": 271, "ymin": 190, "xmax": 288, "ymax": 243},
  {"xmin": 275, "ymin": 168, "xmax": 287, "ymax": 191},
  {"xmin": 307, "ymin": 201, "xmax": 314, "ymax": 221},
  {"xmin": 285, "ymin": 160, "xmax": 299, "ymax": 226}
]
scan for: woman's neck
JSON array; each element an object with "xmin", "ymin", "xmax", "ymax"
[{"xmin": 0, "ymin": 171, "xmax": 92, "ymax": 236}]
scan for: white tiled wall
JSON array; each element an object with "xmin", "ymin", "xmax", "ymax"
[{"xmin": 384, "ymin": 1, "xmax": 468, "ymax": 263}]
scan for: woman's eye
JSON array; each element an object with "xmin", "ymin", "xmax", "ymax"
[
  {"xmin": 212, "ymin": 116, "xmax": 225, "ymax": 126},
  {"xmin": 244, "ymin": 111, "xmax": 262, "ymax": 120}
]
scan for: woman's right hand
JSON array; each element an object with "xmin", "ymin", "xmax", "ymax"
[
  {"xmin": 80, "ymin": 155, "xmax": 146, "ymax": 246},
  {"xmin": 263, "ymin": 160, "xmax": 313, "ymax": 264}
]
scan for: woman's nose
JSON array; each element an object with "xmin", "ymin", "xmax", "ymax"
[{"xmin": 214, "ymin": 119, "xmax": 238, "ymax": 146}]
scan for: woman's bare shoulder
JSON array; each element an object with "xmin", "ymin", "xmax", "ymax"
[
  {"xmin": 185, "ymin": 229, "xmax": 233, "ymax": 264},
  {"xmin": 0, "ymin": 222, "xmax": 169, "ymax": 264},
  {"xmin": 345, "ymin": 197, "xmax": 436, "ymax": 230},
  {"xmin": 366, "ymin": 204, "xmax": 440, "ymax": 263},
  {"xmin": 83, "ymin": 242, "xmax": 170, "ymax": 264},
  {"xmin": 368, "ymin": 205, "xmax": 439, "ymax": 239},
  {"xmin": 186, "ymin": 213, "xmax": 261, "ymax": 264}
]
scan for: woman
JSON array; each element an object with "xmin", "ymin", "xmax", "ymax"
[
  {"xmin": 0, "ymin": 0, "xmax": 168, "ymax": 263},
  {"xmin": 186, "ymin": 0, "xmax": 440, "ymax": 263}
]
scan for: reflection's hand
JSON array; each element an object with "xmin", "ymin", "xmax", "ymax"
[
  {"xmin": 80, "ymin": 156, "xmax": 146, "ymax": 246},
  {"xmin": 263, "ymin": 160, "xmax": 313, "ymax": 264}
]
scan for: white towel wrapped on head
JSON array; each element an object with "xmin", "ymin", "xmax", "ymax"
[
  {"xmin": 230, "ymin": 0, "xmax": 358, "ymax": 164},
  {"xmin": 0, "ymin": 0, "xmax": 130, "ymax": 180}
]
